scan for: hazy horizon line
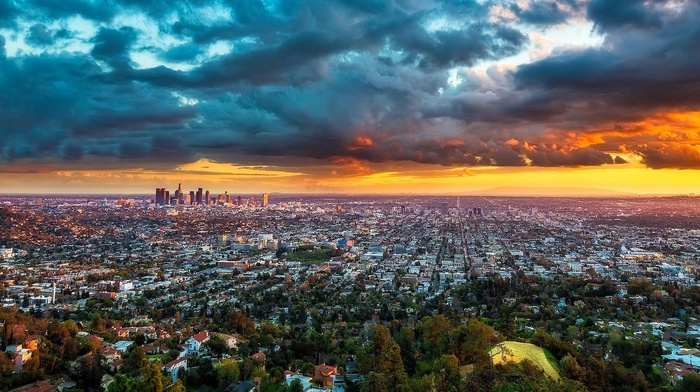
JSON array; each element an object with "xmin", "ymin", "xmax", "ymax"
[{"xmin": 0, "ymin": 186, "xmax": 696, "ymax": 198}]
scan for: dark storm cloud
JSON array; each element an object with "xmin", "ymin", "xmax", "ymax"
[
  {"xmin": 510, "ymin": 1, "xmax": 573, "ymax": 26},
  {"xmin": 0, "ymin": 0, "xmax": 19, "ymax": 28},
  {"xmin": 526, "ymin": 145, "xmax": 613, "ymax": 167},
  {"xmin": 512, "ymin": 2, "xmax": 700, "ymax": 119},
  {"xmin": 91, "ymin": 27, "xmax": 137, "ymax": 69},
  {"xmin": 587, "ymin": 0, "xmax": 662, "ymax": 31},
  {"xmin": 638, "ymin": 144, "xmax": 700, "ymax": 169},
  {"xmin": 0, "ymin": 50, "xmax": 199, "ymax": 167},
  {"xmin": 27, "ymin": 23, "xmax": 53, "ymax": 46},
  {"xmin": 61, "ymin": 143, "xmax": 83, "ymax": 160},
  {"xmin": 614, "ymin": 156, "xmax": 627, "ymax": 164},
  {"xmin": 390, "ymin": 23, "xmax": 528, "ymax": 71},
  {"xmin": 160, "ymin": 42, "xmax": 205, "ymax": 63},
  {"xmin": 26, "ymin": 0, "xmax": 117, "ymax": 22},
  {"xmin": 2, "ymin": 0, "xmax": 700, "ymax": 170}
]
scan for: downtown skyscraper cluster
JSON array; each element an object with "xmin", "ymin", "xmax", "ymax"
[{"xmin": 156, "ymin": 184, "xmax": 268, "ymax": 207}]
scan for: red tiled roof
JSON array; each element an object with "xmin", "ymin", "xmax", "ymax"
[
  {"xmin": 164, "ymin": 357, "xmax": 187, "ymax": 369},
  {"xmin": 14, "ymin": 380, "xmax": 55, "ymax": 392},
  {"xmin": 192, "ymin": 331, "xmax": 209, "ymax": 343}
]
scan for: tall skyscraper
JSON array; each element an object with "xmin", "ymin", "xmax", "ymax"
[
  {"xmin": 237, "ymin": 195, "xmax": 242, "ymax": 206},
  {"xmin": 155, "ymin": 188, "xmax": 166, "ymax": 206},
  {"xmin": 196, "ymin": 188, "xmax": 203, "ymax": 205},
  {"xmin": 262, "ymin": 193, "xmax": 269, "ymax": 207},
  {"xmin": 205, "ymin": 190, "xmax": 210, "ymax": 205},
  {"xmin": 177, "ymin": 183, "xmax": 185, "ymax": 204},
  {"xmin": 189, "ymin": 190, "xmax": 195, "ymax": 205}
]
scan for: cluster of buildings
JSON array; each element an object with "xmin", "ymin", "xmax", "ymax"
[{"xmin": 155, "ymin": 183, "xmax": 268, "ymax": 207}]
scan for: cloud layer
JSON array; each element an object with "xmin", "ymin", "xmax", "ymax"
[{"xmin": 1, "ymin": 0, "xmax": 700, "ymax": 173}]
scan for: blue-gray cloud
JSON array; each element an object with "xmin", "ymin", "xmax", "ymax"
[{"xmin": 0, "ymin": 0, "xmax": 699, "ymax": 170}]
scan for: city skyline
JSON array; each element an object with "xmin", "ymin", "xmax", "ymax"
[
  {"xmin": 1, "ymin": 1, "xmax": 700, "ymax": 195},
  {"xmin": 153, "ymin": 182, "xmax": 269, "ymax": 205}
]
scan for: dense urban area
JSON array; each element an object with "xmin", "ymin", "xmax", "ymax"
[{"xmin": 1, "ymin": 192, "xmax": 700, "ymax": 392}]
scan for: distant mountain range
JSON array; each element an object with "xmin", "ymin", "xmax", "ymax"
[{"xmin": 466, "ymin": 186, "xmax": 636, "ymax": 197}]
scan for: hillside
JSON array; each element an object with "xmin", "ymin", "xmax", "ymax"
[{"xmin": 489, "ymin": 341, "xmax": 561, "ymax": 381}]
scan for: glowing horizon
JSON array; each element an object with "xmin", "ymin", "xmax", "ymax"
[{"xmin": 1, "ymin": 1, "xmax": 700, "ymax": 195}]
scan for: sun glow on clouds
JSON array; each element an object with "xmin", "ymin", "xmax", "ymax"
[
  {"xmin": 174, "ymin": 159, "xmax": 303, "ymax": 178},
  {"xmin": 565, "ymin": 111, "xmax": 700, "ymax": 150},
  {"xmin": 311, "ymin": 164, "xmax": 700, "ymax": 195}
]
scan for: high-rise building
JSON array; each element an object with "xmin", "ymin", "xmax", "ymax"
[
  {"xmin": 177, "ymin": 183, "xmax": 185, "ymax": 204},
  {"xmin": 196, "ymin": 188, "xmax": 203, "ymax": 205},
  {"xmin": 189, "ymin": 191, "xmax": 195, "ymax": 205},
  {"xmin": 205, "ymin": 190, "xmax": 210, "ymax": 205},
  {"xmin": 237, "ymin": 196, "xmax": 242, "ymax": 206},
  {"xmin": 155, "ymin": 188, "xmax": 166, "ymax": 206},
  {"xmin": 262, "ymin": 193, "xmax": 269, "ymax": 207}
]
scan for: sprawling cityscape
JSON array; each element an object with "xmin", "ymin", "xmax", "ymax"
[
  {"xmin": 4, "ymin": 0, "xmax": 700, "ymax": 391},
  {"xmin": 1, "ymin": 191, "xmax": 699, "ymax": 391}
]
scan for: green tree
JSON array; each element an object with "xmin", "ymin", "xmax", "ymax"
[
  {"xmin": 121, "ymin": 345, "xmax": 145, "ymax": 376},
  {"xmin": 289, "ymin": 379, "xmax": 304, "ymax": 392},
  {"xmin": 0, "ymin": 352, "xmax": 13, "ymax": 377},
  {"xmin": 107, "ymin": 374, "xmax": 142, "ymax": 392},
  {"xmin": 675, "ymin": 374, "xmax": 700, "ymax": 392},
  {"xmin": 561, "ymin": 354, "xmax": 585, "ymax": 381},
  {"xmin": 358, "ymin": 325, "xmax": 406, "ymax": 391},
  {"xmin": 165, "ymin": 380, "xmax": 185, "ymax": 392},
  {"xmin": 206, "ymin": 335, "xmax": 228, "ymax": 358},
  {"xmin": 73, "ymin": 354, "xmax": 106, "ymax": 392},
  {"xmin": 393, "ymin": 325, "xmax": 417, "ymax": 375},
  {"xmin": 419, "ymin": 315, "xmax": 452, "ymax": 359},
  {"xmin": 217, "ymin": 358, "xmax": 241, "ymax": 390},
  {"xmin": 450, "ymin": 318, "xmax": 499, "ymax": 366},
  {"xmin": 230, "ymin": 311, "xmax": 255, "ymax": 335},
  {"xmin": 141, "ymin": 359, "xmax": 167, "ymax": 392}
]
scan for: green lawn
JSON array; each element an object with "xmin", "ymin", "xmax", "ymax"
[
  {"xmin": 285, "ymin": 249, "xmax": 332, "ymax": 263},
  {"xmin": 146, "ymin": 353, "xmax": 171, "ymax": 363},
  {"xmin": 488, "ymin": 341, "xmax": 560, "ymax": 381}
]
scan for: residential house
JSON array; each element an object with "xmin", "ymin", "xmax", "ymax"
[
  {"xmin": 14, "ymin": 348, "xmax": 32, "ymax": 373},
  {"xmin": 163, "ymin": 357, "xmax": 187, "ymax": 383},
  {"xmin": 213, "ymin": 332, "xmax": 238, "ymax": 349},
  {"xmin": 314, "ymin": 364, "xmax": 340, "ymax": 388},
  {"xmin": 13, "ymin": 380, "xmax": 55, "ymax": 392},
  {"xmin": 251, "ymin": 352, "xmax": 266, "ymax": 369},
  {"xmin": 100, "ymin": 346, "xmax": 121, "ymax": 363},
  {"xmin": 186, "ymin": 331, "xmax": 210, "ymax": 354}
]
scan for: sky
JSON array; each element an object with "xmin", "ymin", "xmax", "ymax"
[{"xmin": 1, "ymin": 0, "xmax": 700, "ymax": 195}]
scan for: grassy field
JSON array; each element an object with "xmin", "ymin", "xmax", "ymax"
[
  {"xmin": 488, "ymin": 341, "xmax": 560, "ymax": 381},
  {"xmin": 285, "ymin": 249, "xmax": 333, "ymax": 263}
]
